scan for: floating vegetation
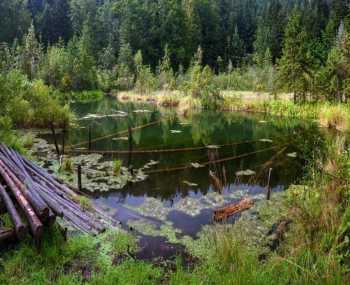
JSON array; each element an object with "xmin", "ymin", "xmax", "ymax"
[
  {"xmin": 80, "ymin": 112, "xmax": 128, "ymax": 120},
  {"xmin": 259, "ymin": 120, "xmax": 268, "ymax": 124},
  {"xmin": 236, "ymin": 169, "xmax": 256, "ymax": 176},
  {"xmin": 206, "ymin": 145, "xmax": 220, "ymax": 149},
  {"xmin": 170, "ymin": 130, "xmax": 182, "ymax": 134},
  {"xmin": 259, "ymin": 139, "xmax": 273, "ymax": 143},
  {"xmin": 112, "ymin": 136, "xmax": 128, "ymax": 141},
  {"xmin": 183, "ymin": 180, "xmax": 198, "ymax": 187},
  {"xmin": 133, "ymin": 109, "xmax": 151, "ymax": 113},
  {"xmin": 143, "ymin": 160, "xmax": 160, "ymax": 169},
  {"xmin": 191, "ymin": 162, "xmax": 204, "ymax": 168},
  {"xmin": 287, "ymin": 152, "xmax": 297, "ymax": 158}
]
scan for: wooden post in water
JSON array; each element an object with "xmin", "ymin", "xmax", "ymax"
[
  {"xmin": 77, "ymin": 165, "xmax": 82, "ymax": 191},
  {"xmin": 266, "ymin": 168, "xmax": 272, "ymax": 200},
  {"xmin": 61, "ymin": 123, "xmax": 66, "ymax": 155},
  {"xmin": 88, "ymin": 126, "xmax": 92, "ymax": 152},
  {"xmin": 50, "ymin": 123, "xmax": 60, "ymax": 157},
  {"xmin": 127, "ymin": 122, "xmax": 134, "ymax": 174}
]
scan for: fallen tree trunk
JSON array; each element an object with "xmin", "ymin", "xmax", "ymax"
[
  {"xmin": 213, "ymin": 197, "xmax": 254, "ymax": 222},
  {"xmin": 0, "ymin": 184, "xmax": 27, "ymax": 239}
]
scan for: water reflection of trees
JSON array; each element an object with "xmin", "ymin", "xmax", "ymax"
[{"xmin": 67, "ymin": 100, "xmax": 328, "ymax": 201}]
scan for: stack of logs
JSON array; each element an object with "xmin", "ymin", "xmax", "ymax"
[{"xmin": 0, "ymin": 144, "xmax": 108, "ymax": 243}]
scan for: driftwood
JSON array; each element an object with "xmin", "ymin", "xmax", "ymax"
[{"xmin": 213, "ymin": 197, "xmax": 254, "ymax": 222}]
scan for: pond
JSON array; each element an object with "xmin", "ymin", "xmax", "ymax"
[{"xmin": 41, "ymin": 97, "xmax": 325, "ymax": 257}]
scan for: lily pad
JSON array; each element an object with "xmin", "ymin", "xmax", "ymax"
[
  {"xmin": 133, "ymin": 109, "xmax": 151, "ymax": 113},
  {"xmin": 191, "ymin": 162, "xmax": 204, "ymax": 169},
  {"xmin": 112, "ymin": 137, "xmax": 128, "ymax": 141},
  {"xmin": 236, "ymin": 169, "xmax": 256, "ymax": 176},
  {"xmin": 259, "ymin": 139, "xmax": 273, "ymax": 143},
  {"xmin": 287, "ymin": 152, "xmax": 297, "ymax": 158},
  {"xmin": 206, "ymin": 145, "xmax": 220, "ymax": 149},
  {"xmin": 170, "ymin": 130, "xmax": 182, "ymax": 134},
  {"xmin": 183, "ymin": 181, "xmax": 198, "ymax": 187}
]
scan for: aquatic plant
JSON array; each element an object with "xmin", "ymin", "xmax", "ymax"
[{"xmin": 113, "ymin": 160, "xmax": 123, "ymax": 176}]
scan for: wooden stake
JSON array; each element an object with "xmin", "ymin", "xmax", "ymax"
[
  {"xmin": 266, "ymin": 168, "xmax": 272, "ymax": 200},
  {"xmin": 50, "ymin": 123, "xmax": 60, "ymax": 156},
  {"xmin": 88, "ymin": 126, "xmax": 92, "ymax": 151},
  {"xmin": 77, "ymin": 165, "xmax": 82, "ymax": 192}
]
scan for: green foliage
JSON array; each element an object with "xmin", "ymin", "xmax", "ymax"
[
  {"xmin": 70, "ymin": 90, "xmax": 103, "ymax": 102},
  {"xmin": 134, "ymin": 50, "xmax": 157, "ymax": 95},
  {"xmin": 278, "ymin": 9, "xmax": 311, "ymax": 102},
  {"xmin": 113, "ymin": 160, "xmax": 122, "ymax": 176},
  {"xmin": 0, "ymin": 228, "xmax": 162, "ymax": 285}
]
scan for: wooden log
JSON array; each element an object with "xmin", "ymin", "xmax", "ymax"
[
  {"xmin": 0, "ymin": 160, "xmax": 43, "ymax": 239},
  {"xmin": 0, "ymin": 184, "xmax": 27, "ymax": 239},
  {"xmin": 0, "ymin": 228, "xmax": 16, "ymax": 242},
  {"xmin": 22, "ymin": 157, "xmax": 77, "ymax": 198},
  {"xmin": 0, "ymin": 158, "xmax": 49, "ymax": 220},
  {"xmin": 213, "ymin": 197, "xmax": 254, "ymax": 222},
  {"xmin": 0, "ymin": 196, "xmax": 6, "ymax": 214},
  {"xmin": 7, "ymin": 150, "xmax": 51, "ymax": 215}
]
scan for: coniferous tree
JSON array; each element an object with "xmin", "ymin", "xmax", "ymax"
[{"xmin": 278, "ymin": 10, "xmax": 311, "ymax": 102}]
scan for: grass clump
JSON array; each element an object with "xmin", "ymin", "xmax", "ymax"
[
  {"xmin": 0, "ymin": 228, "xmax": 162, "ymax": 285},
  {"xmin": 70, "ymin": 90, "xmax": 104, "ymax": 102},
  {"xmin": 319, "ymin": 104, "xmax": 350, "ymax": 131}
]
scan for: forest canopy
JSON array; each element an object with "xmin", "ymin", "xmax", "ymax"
[{"xmin": 0, "ymin": 0, "xmax": 350, "ymax": 101}]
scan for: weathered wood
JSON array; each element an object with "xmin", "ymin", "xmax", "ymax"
[
  {"xmin": 0, "ymin": 228, "xmax": 16, "ymax": 242},
  {"xmin": 0, "ymin": 157, "xmax": 49, "ymax": 220},
  {"xmin": 213, "ymin": 197, "xmax": 254, "ymax": 222},
  {"xmin": 77, "ymin": 165, "xmax": 82, "ymax": 191},
  {"xmin": 0, "ymin": 160, "xmax": 43, "ymax": 239},
  {"xmin": 50, "ymin": 123, "xmax": 60, "ymax": 156},
  {"xmin": 0, "ymin": 196, "xmax": 6, "ymax": 214},
  {"xmin": 0, "ymin": 184, "xmax": 27, "ymax": 239},
  {"xmin": 266, "ymin": 168, "xmax": 272, "ymax": 200}
]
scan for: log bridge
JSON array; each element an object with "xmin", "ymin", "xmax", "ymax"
[{"xmin": 0, "ymin": 144, "xmax": 117, "ymax": 243}]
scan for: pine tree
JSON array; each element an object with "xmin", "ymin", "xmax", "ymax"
[
  {"xmin": 21, "ymin": 23, "xmax": 43, "ymax": 80},
  {"xmin": 278, "ymin": 10, "xmax": 311, "ymax": 102}
]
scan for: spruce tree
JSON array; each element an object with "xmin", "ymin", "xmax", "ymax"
[{"xmin": 278, "ymin": 10, "xmax": 310, "ymax": 102}]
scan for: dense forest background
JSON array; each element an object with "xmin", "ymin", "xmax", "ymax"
[{"xmin": 1, "ymin": 0, "xmax": 350, "ymax": 102}]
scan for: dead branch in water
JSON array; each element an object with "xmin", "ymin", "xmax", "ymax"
[{"xmin": 213, "ymin": 197, "xmax": 254, "ymax": 222}]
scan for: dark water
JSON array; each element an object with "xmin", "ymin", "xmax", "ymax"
[{"xmin": 43, "ymin": 97, "xmax": 325, "ymax": 254}]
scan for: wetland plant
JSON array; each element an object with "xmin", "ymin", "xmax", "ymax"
[
  {"xmin": 319, "ymin": 105, "xmax": 350, "ymax": 131},
  {"xmin": 113, "ymin": 160, "xmax": 123, "ymax": 176}
]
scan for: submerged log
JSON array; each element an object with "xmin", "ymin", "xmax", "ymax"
[
  {"xmin": 213, "ymin": 197, "xmax": 254, "ymax": 222},
  {"xmin": 0, "ymin": 184, "xmax": 27, "ymax": 239}
]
